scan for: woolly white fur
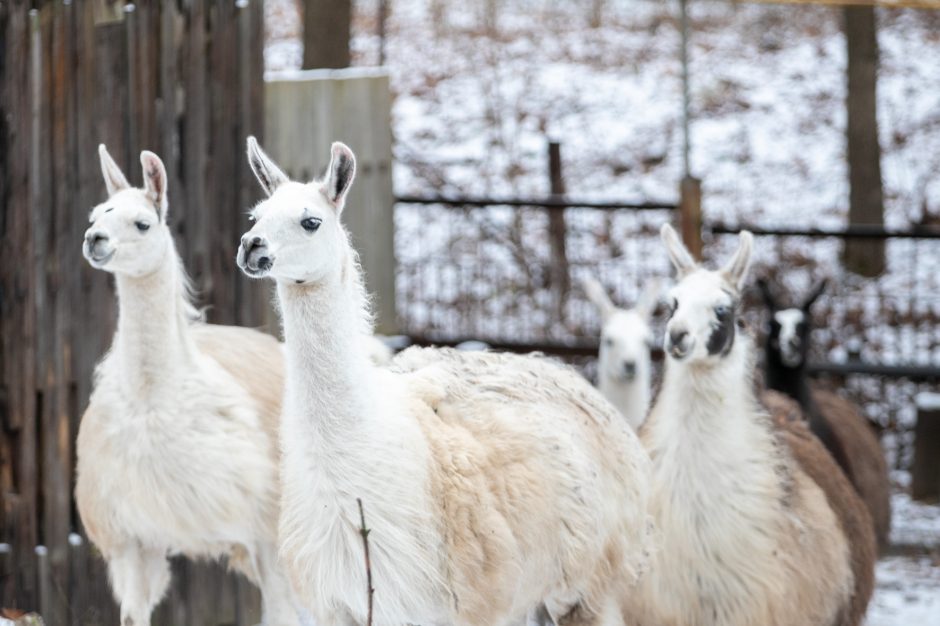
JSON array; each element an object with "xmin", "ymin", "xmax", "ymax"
[
  {"xmin": 239, "ymin": 138, "xmax": 653, "ymax": 626},
  {"xmin": 75, "ymin": 146, "xmax": 300, "ymax": 626}
]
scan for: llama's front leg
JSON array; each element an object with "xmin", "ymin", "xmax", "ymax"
[
  {"xmin": 254, "ymin": 542, "xmax": 306, "ymax": 626},
  {"xmin": 108, "ymin": 545, "xmax": 171, "ymax": 626}
]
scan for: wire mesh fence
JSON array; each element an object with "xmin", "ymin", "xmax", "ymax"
[{"xmin": 395, "ymin": 200, "xmax": 940, "ymax": 475}]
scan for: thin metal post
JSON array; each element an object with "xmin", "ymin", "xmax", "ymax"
[{"xmin": 680, "ymin": 0, "xmax": 691, "ymax": 177}]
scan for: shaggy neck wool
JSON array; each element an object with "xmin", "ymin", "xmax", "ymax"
[
  {"xmin": 764, "ymin": 346, "xmax": 814, "ymax": 410},
  {"xmin": 656, "ymin": 339, "xmax": 757, "ymax": 437},
  {"xmin": 113, "ymin": 242, "xmax": 198, "ymax": 395},
  {"xmin": 599, "ymin": 367, "xmax": 650, "ymax": 430},
  {"xmin": 276, "ymin": 245, "xmax": 378, "ymax": 442}
]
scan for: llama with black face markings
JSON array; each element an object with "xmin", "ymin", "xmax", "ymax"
[
  {"xmin": 621, "ymin": 225, "xmax": 875, "ymax": 626},
  {"xmin": 75, "ymin": 145, "xmax": 301, "ymax": 626},
  {"xmin": 758, "ymin": 278, "xmax": 891, "ymax": 551}
]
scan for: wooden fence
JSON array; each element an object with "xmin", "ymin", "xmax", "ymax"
[{"xmin": 0, "ymin": 1, "xmax": 270, "ymax": 623}]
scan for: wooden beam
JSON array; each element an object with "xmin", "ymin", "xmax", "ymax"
[{"xmin": 742, "ymin": 0, "xmax": 940, "ymax": 9}]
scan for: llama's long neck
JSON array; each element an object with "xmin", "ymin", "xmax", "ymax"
[
  {"xmin": 113, "ymin": 244, "xmax": 197, "ymax": 394},
  {"xmin": 645, "ymin": 338, "xmax": 779, "ymax": 480},
  {"xmin": 600, "ymin": 367, "xmax": 651, "ymax": 430},
  {"xmin": 764, "ymin": 342, "xmax": 851, "ymax": 474},
  {"xmin": 276, "ymin": 252, "xmax": 379, "ymax": 444},
  {"xmin": 644, "ymin": 337, "xmax": 787, "ymax": 558},
  {"xmin": 764, "ymin": 344, "xmax": 814, "ymax": 410}
]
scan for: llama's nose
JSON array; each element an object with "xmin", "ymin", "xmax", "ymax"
[
  {"xmin": 241, "ymin": 234, "xmax": 263, "ymax": 251},
  {"xmin": 622, "ymin": 361, "xmax": 637, "ymax": 379},
  {"xmin": 85, "ymin": 231, "xmax": 108, "ymax": 247},
  {"xmin": 239, "ymin": 234, "xmax": 273, "ymax": 273},
  {"xmin": 667, "ymin": 329, "xmax": 692, "ymax": 359}
]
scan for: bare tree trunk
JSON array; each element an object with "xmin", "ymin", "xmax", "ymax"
[
  {"xmin": 843, "ymin": 6, "xmax": 885, "ymax": 277},
  {"xmin": 302, "ymin": 0, "xmax": 352, "ymax": 70},
  {"xmin": 589, "ymin": 0, "xmax": 605, "ymax": 28}
]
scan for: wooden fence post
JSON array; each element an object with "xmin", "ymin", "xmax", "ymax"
[
  {"xmin": 547, "ymin": 141, "xmax": 569, "ymax": 327},
  {"xmin": 679, "ymin": 176, "xmax": 702, "ymax": 260},
  {"xmin": 912, "ymin": 393, "xmax": 940, "ymax": 501}
]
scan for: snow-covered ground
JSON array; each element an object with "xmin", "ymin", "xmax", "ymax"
[{"xmin": 264, "ymin": 1, "xmax": 940, "ymax": 621}]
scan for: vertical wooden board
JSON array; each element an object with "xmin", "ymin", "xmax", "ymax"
[
  {"xmin": 180, "ymin": 0, "xmax": 210, "ymax": 297},
  {"xmin": 235, "ymin": 0, "xmax": 273, "ymax": 333},
  {"xmin": 2, "ymin": 3, "xmax": 40, "ymax": 610},
  {"xmin": 44, "ymin": 3, "xmax": 76, "ymax": 623},
  {"xmin": 74, "ymin": 0, "xmax": 112, "ymax": 425},
  {"xmin": 160, "ymin": 3, "xmax": 183, "ymax": 220},
  {"xmin": 206, "ymin": 1, "xmax": 238, "ymax": 326}
]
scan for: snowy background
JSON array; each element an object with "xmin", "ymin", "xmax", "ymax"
[{"xmin": 264, "ymin": 1, "xmax": 939, "ymax": 621}]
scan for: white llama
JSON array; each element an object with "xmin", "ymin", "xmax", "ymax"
[
  {"xmin": 582, "ymin": 277, "xmax": 659, "ymax": 429},
  {"xmin": 75, "ymin": 146, "xmax": 301, "ymax": 626},
  {"xmin": 621, "ymin": 225, "xmax": 875, "ymax": 626},
  {"xmin": 236, "ymin": 137, "xmax": 653, "ymax": 626}
]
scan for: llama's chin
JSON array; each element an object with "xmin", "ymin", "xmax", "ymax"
[{"xmin": 240, "ymin": 265, "xmax": 271, "ymax": 279}]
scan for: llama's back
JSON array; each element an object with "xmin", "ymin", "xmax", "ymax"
[
  {"xmin": 392, "ymin": 346, "xmax": 652, "ymax": 622},
  {"xmin": 191, "ymin": 323, "xmax": 285, "ymax": 450},
  {"xmin": 811, "ymin": 387, "xmax": 891, "ymax": 551},
  {"xmin": 777, "ymin": 415, "xmax": 877, "ymax": 626}
]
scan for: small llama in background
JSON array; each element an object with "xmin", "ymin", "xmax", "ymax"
[{"xmin": 582, "ymin": 276, "xmax": 659, "ymax": 430}]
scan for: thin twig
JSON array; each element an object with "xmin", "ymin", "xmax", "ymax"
[{"xmin": 356, "ymin": 497, "xmax": 374, "ymax": 626}]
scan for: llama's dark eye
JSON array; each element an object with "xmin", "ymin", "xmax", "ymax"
[
  {"xmin": 715, "ymin": 305, "xmax": 731, "ymax": 320},
  {"xmin": 301, "ymin": 217, "xmax": 322, "ymax": 232},
  {"xmin": 603, "ymin": 337, "xmax": 614, "ymax": 348},
  {"xmin": 135, "ymin": 221, "xmax": 150, "ymax": 232}
]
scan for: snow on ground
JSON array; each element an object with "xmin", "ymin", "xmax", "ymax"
[
  {"xmin": 264, "ymin": 2, "xmax": 940, "ymax": 620},
  {"xmin": 868, "ymin": 555, "xmax": 940, "ymax": 625}
]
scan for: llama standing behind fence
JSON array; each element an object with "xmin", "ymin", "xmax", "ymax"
[
  {"xmin": 582, "ymin": 277, "xmax": 659, "ymax": 430},
  {"xmin": 621, "ymin": 225, "xmax": 875, "ymax": 626},
  {"xmin": 757, "ymin": 278, "xmax": 892, "ymax": 551},
  {"xmin": 237, "ymin": 137, "xmax": 653, "ymax": 626},
  {"xmin": 74, "ymin": 146, "xmax": 300, "ymax": 626}
]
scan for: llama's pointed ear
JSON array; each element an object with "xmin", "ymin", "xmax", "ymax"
[
  {"xmin": 802, "ymin": 278, "xmax": 828, "ymax": 311},
  {"xmin": 98, "ymin": 144, "xmax": 130, "ymax": 197},
  {"xmin": 635, "ymin": 278, "xmax": 661, "ymax": 320},
  {"xmin": 582, "ymin": 276, "xmax": 616, "ymax": 321},
  {"xmin": 321, "ymin": 142, "xmax": 356, "ymax": 212},
  {"xmin": 660, "ymin": 223, "xmax": 697, "ymax": 276},
  {"xmin": 140, "ymin": 151, "xmax": 168, "ymax": 220},
  {"xmin": 721, "ymin": 230, "xmax": 754, "ymax": 292},
  {"xmin": 756, "ymin": 278, "xmax": 778, "ymax": 311},
  {"xmin": 246, "ymin": 136, "xmax": 289, "ymax": 197}
]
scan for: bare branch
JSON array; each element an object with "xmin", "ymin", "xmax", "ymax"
[{"xmin": 357, "ymin": 498, "xmax": 374, "ymax": 626}]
